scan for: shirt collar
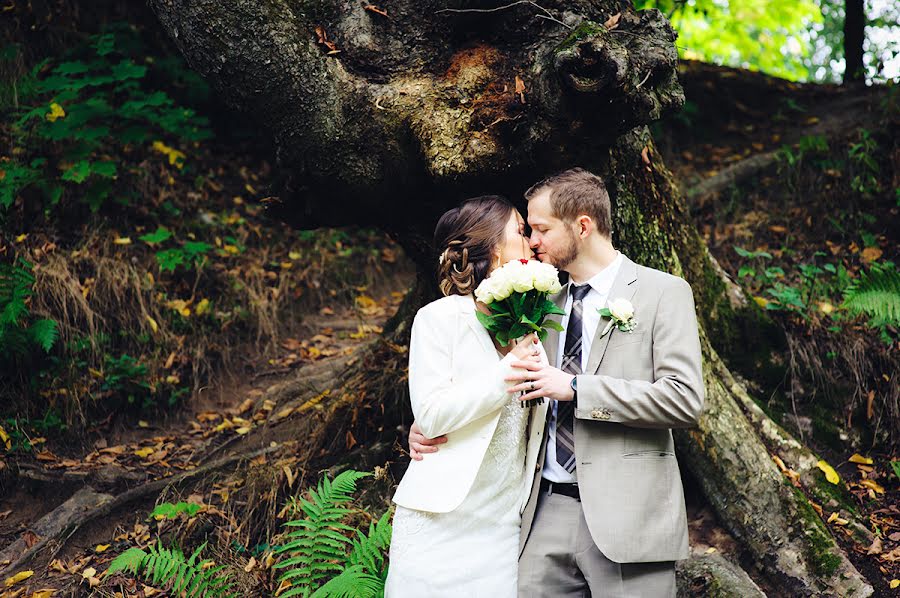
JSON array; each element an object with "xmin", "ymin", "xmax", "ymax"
[{"xmin": 570, "ymin": 251, "xmax": 623, "ymax": 296}]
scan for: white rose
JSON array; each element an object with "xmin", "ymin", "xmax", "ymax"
[
  {"xmin": 489, "ymin": 267, "xmax": 514, "ymax": 301},
  {"xmin": 532, "ymin": 262, "xmax": 562, "ymax": 293},
  {"xmin": 508, "ymin": 261, "xmax": 534, "ymax": 293},
  {"xmin": 474, "ymin": 278, "xmax": 495, "ymax": 304},
  {"xmin": 607, "ymin": 298, "xmax": 635, "ymax": 321}
]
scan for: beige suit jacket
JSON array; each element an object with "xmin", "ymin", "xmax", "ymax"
[{"xmin": 520, "ymin": 254, "xmax": 704, "ymax": 563}]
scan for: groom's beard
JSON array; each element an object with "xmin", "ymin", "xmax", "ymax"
[{"xmin": 545, "ymin": 228, "xmax": 579, "ymax": 271}]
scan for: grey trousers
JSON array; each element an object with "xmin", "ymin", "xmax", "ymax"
[{"xmin": 518, "ymin": 490, "xmax": 676, "ymax": 598}]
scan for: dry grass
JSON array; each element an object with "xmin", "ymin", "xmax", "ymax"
[{"xmin": 786, "ymin": 325, "xmax": 899, "ymax": 447}]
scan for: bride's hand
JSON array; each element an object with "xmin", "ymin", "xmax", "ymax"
[
  {"xmin": 408, "ymin": 421, "xmax": 447, "ymax": 461},
  {"xmin": 510, "ymin": 332, "xmax": 541, "ymax": 361}
]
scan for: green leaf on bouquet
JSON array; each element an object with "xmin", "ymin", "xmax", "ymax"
[
  {"xmin": 508, "ymin": 323, "xmax": 528, "ymax": 340},
  {"xmin": 509, "ymin": 293, "xmax": 525, "ymax": 316},
  {"xmin": 598, "ymin": 307, "xmax": 612, "ymax": 318},
  {"xmin": 543, "ymin": 320, "xmax": 564, "ymax": 332},
  {"xmin": 475, "ymin": 310, "xmax": 499, "ymax": 331},
  {"xmin": 542, "ymin": 298, "xmax": 566, "ymax": 316},
  {"xmin": 537, "ymin": 328, "xmax": 548, "ymax": 342},
  {"xmin": 488, "ymin": 307, "xmax": 511, "ymax": 319},
  {"xmin": 495, "ymin": 329, "xmax": 510, "ymax": 346},
  {"xmin": 519, "ymin": 313, "xmax": 542, "ymax": 332}
]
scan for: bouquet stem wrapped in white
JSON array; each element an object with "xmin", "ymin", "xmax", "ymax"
[{"xmin": 474, "ymin": 259, "xmax": 565, "ymax": 407}]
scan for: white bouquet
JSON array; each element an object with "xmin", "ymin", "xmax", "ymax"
[{"xmin": 474, "ymin": 258, "xmax": 565, "ymax": 345}]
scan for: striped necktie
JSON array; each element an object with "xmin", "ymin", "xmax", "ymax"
[{"xmin": 556, "ymin": 284, "xmax": 591, "ymax": 473}]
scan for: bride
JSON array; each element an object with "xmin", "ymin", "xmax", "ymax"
[{"xmin": 385, "ymin": 195, "xmax": 548, "ymax": 597}]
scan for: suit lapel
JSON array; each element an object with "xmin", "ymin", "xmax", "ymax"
[
  {"xmin": 542, "ymin": 288, "xmax": 568, "ymax": 368},
  {"xmin": 585, "ymin": 255, "xmax": 639, "ymax": 374}
]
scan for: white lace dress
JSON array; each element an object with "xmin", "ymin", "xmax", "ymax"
[{"xmin": 385, "ymin": 393, "xmax": 529, "ymax": 597}]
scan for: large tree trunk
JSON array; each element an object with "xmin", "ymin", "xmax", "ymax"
[
  {"xmin": 843, "ymin": 0, "xmax": 866, "ymax": 85},
  {"xmin": 149, "ymin": 1, "xmax": 873, "ymax": 594}
]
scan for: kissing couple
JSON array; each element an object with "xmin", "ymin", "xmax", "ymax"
[{"xmin": 384, "ymin": 168, "xmax": 704, "ymax": 597}]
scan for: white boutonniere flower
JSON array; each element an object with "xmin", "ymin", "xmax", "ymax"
[{"xmin": 598, "ymin": 298, "xmax": 637, "ymax": 337}]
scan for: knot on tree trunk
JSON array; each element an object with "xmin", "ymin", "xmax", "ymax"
[{"xmin": 554, "ymin": 9, "xmax": 684, "ymax": 125}]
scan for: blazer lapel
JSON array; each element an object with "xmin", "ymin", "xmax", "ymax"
[
  {"xmin": 585, "ymin": 255, "xmax": 639, "ymax": 374},
  {"xmin": 542, "ymin": 288, "xmax": 568, "ymax": 368}
]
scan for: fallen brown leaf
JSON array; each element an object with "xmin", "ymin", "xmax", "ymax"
[
  {"xmin": 604, "ymin": 12, "xmax": 621, "ymax": 29},
  {"xmin": 867, "ymin": 536, "xmax": 883, "ymax": 555},
  {"xmin": 364, "ymin": 4, "xmax": 388, "ymax": 17}
]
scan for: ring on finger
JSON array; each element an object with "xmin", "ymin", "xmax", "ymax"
[{"xmin": 529, "ymin": 381, "xmax": 535, "ymax": 391}]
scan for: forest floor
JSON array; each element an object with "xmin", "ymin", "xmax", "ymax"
[{"xmin": 1, "ymin": 61, "xmax": 898, "ymax": 595}]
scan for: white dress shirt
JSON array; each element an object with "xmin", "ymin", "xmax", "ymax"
[{"xmin": 542, "ymin": 252, "xmax": 624, "ymax": 483}]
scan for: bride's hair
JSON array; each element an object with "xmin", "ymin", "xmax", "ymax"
[{"xmin": 434, "ymin": 195, "xmax": 515, "ymax": 297}]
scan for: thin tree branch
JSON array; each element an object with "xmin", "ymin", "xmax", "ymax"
[{"xmin": 436, "ymin": 0, "xmax": 572, "ymax": 29}]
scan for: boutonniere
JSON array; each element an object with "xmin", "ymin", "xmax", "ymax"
[{"xmin": 598, "ymin": 298, "xmax": 637, "ymax": 338}]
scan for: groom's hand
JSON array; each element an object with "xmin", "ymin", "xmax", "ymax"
[
  {"xmin": 507, "ymin": 361, "xmax": 575, "ymax": 403},
  {"xmin": 407, "ymin": 420, "xmax": 447, "ymax": 461}
]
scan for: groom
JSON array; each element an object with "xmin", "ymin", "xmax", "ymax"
[{"xmin": 411, "ymin": 168, "xmax": 704, "ymax": 597}]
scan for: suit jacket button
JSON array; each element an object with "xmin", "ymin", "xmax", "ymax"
[{"xmin": 591, "ymin": 408, "xmax": 611, "ymax": 420}]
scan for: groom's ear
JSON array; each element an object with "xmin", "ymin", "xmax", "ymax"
[{"xmin": 576, "ymin": 215, "xmax": 594, "ymax": 238}]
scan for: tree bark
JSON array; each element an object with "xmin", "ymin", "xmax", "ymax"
[
  {"xmin": 843, "ymin": 0, "xmax": 866, "ymax": 84},
  {"xmin": 149, "ymin": 1, "xmax": 873, "ymax": 594}
]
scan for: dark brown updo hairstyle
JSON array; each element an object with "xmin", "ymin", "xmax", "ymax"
[{"xmin": 434, "ymin": 195, "xmax": 516, "ymax": 297}]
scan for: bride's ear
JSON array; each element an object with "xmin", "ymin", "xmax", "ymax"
[{"xmin": 491, "ymin": 247, "xmax": 502, "ymax": 270}]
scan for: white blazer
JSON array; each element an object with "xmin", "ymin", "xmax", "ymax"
[{"xmin": 392, "ymin": 293, "xmax": 548, "ymax": 514}]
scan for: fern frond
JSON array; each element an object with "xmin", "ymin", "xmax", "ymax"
[
  {"xmin": 103, "ymin": 542, "xmax": 236, "ymax": 597},
  {"xmin": 105, "ymin": 547, "xmax": 147, "ymax": 576},
  {"xmin": 345, "ymin": 510, "xmax": 392, "ymax": 577},
  {"xmin": 843, "ymin": 263, "xmax": 900, "ymax": 326},
  {"xmin": 274, "ymin": 470, "xmax": 372, "ymax": 598},
  {"xmin": 311, "ymin": 565, "xmax": 384, "ymax": 598},
  {"xmin": 0, "ymin": 258, "xmax": 33, "ymax": 328},
  {"xmin": 28, "ymin": 318, "xmax": 58, "ymax": 352}
]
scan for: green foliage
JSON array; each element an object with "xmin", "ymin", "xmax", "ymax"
[
  {"xmin": 733, "ymin": 246, "xmax": 856, "ymax": 321},
  {"xmin": 1, "ymin": 410, "xmax": 66, "ymax": 452},
  {"xmin": 105, "ymin": 542, "xmax": 236, "ymax": 597},
  {"xmin": 101, "ymin": 353, "xmax": 153, "ymax": 408},
  {"xmin": 633, "ymin": 0, "xmax": 897, "ymax": 83},
  {"xmin": 140, "ymin": 228, "xmax": 212, "ymax": 273},
  {"xmin": 847, "ymin": 129, "xmax": 881, "ymax": 197},
  {"xmin": 775, "ymin": 134, "xmax": 833, "ymax": 194},
  {"xmin": 634, "ymin": 0, "xmax": 821, "ymax": 81},
  {"xmin": 149, "ymin": 501, "xmax": 204, "ymax": 520},
  {"xmin": 842, "ymin": 262, "xmax": 900, "ymax": 327},
  {"xmin": 0, "ymin": 27, "xmax": 211, "ymax": 216},
  {"xmin": 0, "ymin": 256, "xmax": 59, "ymax": 358},
  {"xmin": 891, "ymin": 461, "xmax": 900, "ymax": 482},
  {"xmin": 139, "ymin": 226, "xmax": 174, "ymax": 245},
  {"xmin": 273, "ymin": 470, "xmax": 391, "ymax": 598}
]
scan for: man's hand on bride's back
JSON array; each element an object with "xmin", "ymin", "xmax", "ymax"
[{"xmin": 408, "ymin": 421, "xmax": 447, "ymax": 461}]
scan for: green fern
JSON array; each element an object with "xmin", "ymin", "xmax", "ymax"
[
  {"xmin": 311, "ymin": 565, "xmax": 385, "ymax": 598},
  {"xmin": 29, "ymin": 318, "xmax": 59, "ymax": 352},
  {"xmin": 274, "ymin": 469, "xmax": 390, "ymax": 598},
  {"xmin": 104, "ymin": 541, "xmax": 236, "ymax": 597},
  {"xmin": 842, "ymin": 262, "xmax": 900, "ymax": 327},
  {"xmin": 0, "ymin": 257, "xmax": 58, "ymax": 357},
  {"xmin": 0, "ymin": 257, "xmax": 34, "ymax": 328},
  {"xmin": 311, "ymin": 510, "xmax": 392, "ymax": 598}
]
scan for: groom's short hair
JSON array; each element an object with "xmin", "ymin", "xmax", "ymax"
[{"xmin": 525, "ymin": 168, "xmax": 612, "ymax": 238}]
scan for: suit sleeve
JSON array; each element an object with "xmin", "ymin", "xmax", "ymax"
[
  {"xmin": 574, "ymin": 277, "xmax": 704, "ymax": 429},
  {"xmin": 409, "ymin": 307, "xmax": 519, "ymax": 438}
]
